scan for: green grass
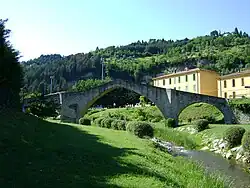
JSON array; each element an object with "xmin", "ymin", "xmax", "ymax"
[
  {"xmin": 178, "ymin": 103, "xmax": 224, "ymax": 123},
  {"xmin": 176, "ymin": 124, "xmax": 250, "ymax": 145},
  {"xmin": 87, "ymin": 106, "xmax": 165, "ymax": 123},
  {"xmin": 153, "ymin": 123, "xmax": 201, "ymax": 149},
  {"xmin": 0, "ymin": 112, "xmax": 229, "ymax": 188}
]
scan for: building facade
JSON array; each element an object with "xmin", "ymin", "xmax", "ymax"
[
  {"xmin": 218, "ymin": 70, "xmax": 250, "ymax": 99},
  {"xmin": 152, "ymin": 68, "xmax": 219, "ymax": 97}
]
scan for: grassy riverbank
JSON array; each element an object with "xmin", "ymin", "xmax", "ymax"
[{"xmin": 0, "ymin": 112, "xmax": 228, "ymax": 188}]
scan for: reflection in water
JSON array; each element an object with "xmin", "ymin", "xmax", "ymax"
[{"xmin": 182, "ymin": 150, "xmax": 250, "ymax": 188}]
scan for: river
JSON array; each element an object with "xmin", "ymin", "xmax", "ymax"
[{"xmin": 152, "ymin": 138, "xmax": 250, "ymax": 188}]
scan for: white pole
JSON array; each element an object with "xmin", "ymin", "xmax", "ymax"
[{"xmin": 101, "ymin": 58, "xmax": 104, "ymax": 80}]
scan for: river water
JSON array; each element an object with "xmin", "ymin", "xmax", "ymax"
[
  {"xmin": 184, "ymin": 150, "xmax": 250, "ymax": 188},
  {"xmin": 152, "ymin": 138, "xmax": 250, "ymax": 188}
]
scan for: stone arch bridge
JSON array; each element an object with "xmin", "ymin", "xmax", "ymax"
[{"xmin": 24, "ymin": 79, "xmax": 236, "ymax": 124}]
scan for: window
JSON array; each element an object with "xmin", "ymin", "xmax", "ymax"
[
  {"xmin": 185, "ymin": 75, "xmax": 188, "ymax": 82},
  {"xmin": 178, "ymin": 77, "xmax": 181, "ymax": 83},
  {"xmin": 224, "ymin": 92, "xmax": 227, "ymax": 98},
  {"xmin": 178, "ymin": 87, "xmax": 181, "ymax": 90},
  {"xmin": 174, "ymin": 77, "xmax": 176, "ymax": 84},
  {"xmin": 193, "ymin": 74, "xmax": 196, "ymax": 81},
  {"xmin": 242, "ymin": 78, "xmax": 244, "ymax": 86},
  {"xmin": 163, "ymin": 79, "xmax": 165, "ymax": 86},
  {"xmin": 193, "ymin": 84, "xmax": 196, "ymax": 92},
  {"xmin": 232, "ymin": 79, "xmax": 235, "ymax": 87},
  {"xmin": 233, "ymin": 92, "xmax": 236, "ymax": 98},
  {"xmin": 169, "ymin": 78, "xmax": 171, "ymax": 85},
  {"xmin": 174, "ymin": 87, "xmax": 176, "ymax": 90},
  {"xmin": 185, "ymin": 86, "xmax": 188, "ymax": 91},
  {"xmin": 224, "ymin": 80, "xmax": 227, "ymax": 88}
]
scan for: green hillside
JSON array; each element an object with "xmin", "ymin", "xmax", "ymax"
[{"xmin": 23, "ymin": 28, "xmax": 250, "ymax": 95}]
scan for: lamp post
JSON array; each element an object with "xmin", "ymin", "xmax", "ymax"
[
  {"xmin": 50, "ymin": 76, "xmax": 54, "ymax": 93},
  {"xmin": 101, "ymin": 57, "xmax": 104, "ymax": 80}
]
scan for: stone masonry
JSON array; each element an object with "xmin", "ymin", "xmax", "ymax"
[{"xmin": 24, "ymin": 79, "xmax": 236, "ymax": 124}]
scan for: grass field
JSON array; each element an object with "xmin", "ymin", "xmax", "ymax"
[{"xmin": 0, "ymin": 112, "xmax": 228, "ymax": 188}]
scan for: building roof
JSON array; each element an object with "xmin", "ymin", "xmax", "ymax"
[
  {"xmin": 219, "ymin": 69, "xmax": 250, "ymax": 79},
  {"xmin": 152, "ymin": 68, "xmax": 218, "ymax": 80}
]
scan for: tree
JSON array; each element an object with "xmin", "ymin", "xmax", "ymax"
[
  {"xmin": 234, "ymin": 27, "xmax": 239, "ymax": 35},
  {"xmin": 0, "ymin": 19, "xmax": 23, "ymax": 110},
  {"xmin": 210, "ymin": 30, "xmax": 219, "ymax": 37},
  {"xmin": 139, "ymin": 96, "xmax": 146, "ymax": 107}
]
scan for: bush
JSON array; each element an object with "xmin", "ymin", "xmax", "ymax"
[
  {"xmin": 101, "ymin": 117, "xmax": 113, "ymax": 128},
  {"xmin": 194, "ymin": 119, "xmax": 209, "ymax": 132},
  {"xmin": 224, "ymin": 126, "xmax": 246, "ymax": 148},
  {"xmin": 165, "ymin": 118, "xmax": 176, "ymax": 128},
  {"xmin": 201, "ymin": 115, "xmax": 216, "ymax": 124},
  {"xmin": 93, "ymin": 117, "xmax": 105, "ymax": 127},
  {"xmin": 126, "ymin": 121, "xmax": 153, "ymax": 138},
  {"xmin": 242, "ymin": 131, "xmax": 250, "ymax": 152},
  {"xmin": 111, "ymin": 120, "xmax": 126, "ymax": 130},
  {"xmin": 79, "ymin": 117, "xmax": 91, "ymax": 125}
]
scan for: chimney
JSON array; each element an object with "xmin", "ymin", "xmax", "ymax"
[{"xmin": 184, "ymin": 67, "xmax": 188, "ymax": 71}]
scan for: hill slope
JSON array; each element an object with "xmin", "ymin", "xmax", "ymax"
[
  {"xmin": 0, "ymin": 112, "xmax": 227, "ymax": 187},
  {"xmin": 22, "ymin": 28, "xmax": 250, "ymax": 94}
]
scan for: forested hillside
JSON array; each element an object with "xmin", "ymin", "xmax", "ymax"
[{"xmin": 22, "ymin": 28, "xmax": 250, "ymax": 94}]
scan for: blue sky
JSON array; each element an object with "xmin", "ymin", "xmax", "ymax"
[{"xmin": 1, "ymin": 0, "xmax": 250, "ymax": 61}]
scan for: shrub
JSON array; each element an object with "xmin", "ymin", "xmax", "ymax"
[
  {"xmin": 188, "ymin": 118, "xmax": 192, "ymax": 123},
  {"xmin": 201, "ymin": 115, "xmax": 216, "ymax": 124},
  {"xmin": 164, "ymin": 118, "xmax": 176, "ymax": 128},
  {"xmin": 242, "ymin": 131, "xmax": 250, "ymax": 152},
  {"xmin": 79, "ymin": 117, "xmax": 91, "ymax": 125},
  {"xmin": 111, "ymin": 120, "xmax": 126, "ymax": 130},
  {"xmin": 224, "ymin": 126, "xmax": 246, "ymax": 148},
  {"xmin": 126, "ymin": 121, "xmax": 153, "ymax": 138},
  {"xmin": 194, "ymin": 119, "xmax": 209, "ymax": 132},
  {"xmin": 101, "ymin": 117, "xmax": 113, "ymax": 128},
  {"xmin": 93, "ymin": 117, "xmax": 105, "ymax": 127}
]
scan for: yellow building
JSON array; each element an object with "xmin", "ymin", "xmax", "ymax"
[
  {"xmin": 152, "ymin": 68, "xmax": 219, "ymax": 97},
  {"xmin": 218, "ymin": 70, "xmax": 250, "ymax": 99}
]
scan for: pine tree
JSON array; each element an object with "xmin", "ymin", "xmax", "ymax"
[{"xmin": 0, "ymin": 19, "xmax": 23, "ymax": 110}]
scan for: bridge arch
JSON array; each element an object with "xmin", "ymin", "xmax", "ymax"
[
  {"xmin": 178, "ymin": 102, "xmax": 225, "ymax": 124},
  {"xmin": 60, "ymin": 80, "xmax": 171, "ymax": 123},
  {"xmin": 169, "ymin": 89, "xmax": 236, "ymax": 124}
]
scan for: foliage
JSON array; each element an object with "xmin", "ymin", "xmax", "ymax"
[
  {"xmin": 100, "ymin": 117, "xmax": 113, "ymax": 128},
  {"xmin": 88, "ymin": 106, "xmax": 164, "ymax": 123},
  {"xmin": 0, "ymin": 112, "xmax": 228, "ymax": 187},
  {"xmin": 126, "ymin": 121, "xmax": 154, "ymax": 138},
  {"xmin": 224, "ymin": 126, "xmax": 246, "ymax": 148},
  {"xmin": 228, "ymin": 98, "xmax": 250, "ymax": 114},
  {"xmin": 23, "ymin": 28, "xmax": 250, "ymax": 99},
  {"xmin": 111, "ymin": 120, "xmax": 126, "ymax": 130},
  {"xmin": 0, "ymin": 19, "xmax": 23, "ymax": 109},
  {"xmin": 194, "ymin": 119, "xmax": 209, "ymax": 132},
  {"xmin": 179, "ymin": 103, "xmax": 224, "ymax": 123},
  {"xmin": 164, "ymin": 118, "xmax": 176, "ymax": 128},
  {"xmin": 93, "ymin": 117, "xmax": 105, "ymax": 127},
  {"xmin": 139, "ymin": 96, "xmax": 146, "ymax": 107},
  {"xmin": 79, "ymin": 117, "xmax": 91, "ymax": 125},
  {"xmin": 28, "ymin": 97, "xmax": 59, "ymax": 118},
  {"xmin": 70, "ymin": 78, "xmax": 111, "ymax": 92},
  {"xmin": 242, "ymin": 131, "xmax": 250, "ymax": 152}
]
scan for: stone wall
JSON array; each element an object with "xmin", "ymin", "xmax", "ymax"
[{"xmin": 233, "ymin": 108, "xmax": 250, "ymax": 124}]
